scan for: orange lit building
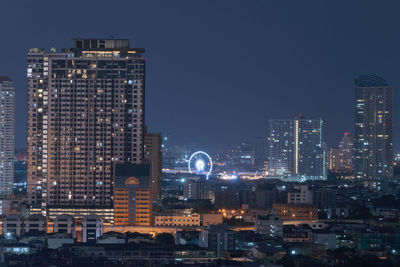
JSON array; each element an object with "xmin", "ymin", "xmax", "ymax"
[
  {"xmin": 114, "ymin": 164, "xmax": 152, "ymax": 226},
  {"xmin": 273, "ymin": 203, "xmax": 317, "ymax": 220}
]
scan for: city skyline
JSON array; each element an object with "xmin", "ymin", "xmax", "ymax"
[{"xmin": 1, "ymin": 1, "xmax": 400, "ymax": 151}]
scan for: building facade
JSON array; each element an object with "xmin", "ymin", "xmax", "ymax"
[
  {"xmin": 273, "ymin": 203, "xmax": 318, "ymax": 220},
  {"xmin": 328, "ymin": 132, "xmax": 353, "ymax": 173},
  {"xmin": 354, "ymin": 75, "xmax": 393, "ymax": 181},
  {"xmin": 287, "ymin": 185, "xmax": 312, "ymax": 204},
  {"xmin": 113, "ymin": 163, "xmax": 152, "ymax": 226},
  {"xmin": 154, "ymin": 212, "xmax": 200, "ymax": 227},
  {"xmin": 268, "ymin": 115, "xmax": 326, "ymax": 180},
  {"xmin": 26, "ymin": 39, "xmax": 145, "ymax": 219},
  {"xmin": 0, "ymin": 77, "xmax": 14, "ymax": 199},
  {"xmin": 144, "ymin": 132, "xmax": 162, "ymax": 201},
  {"xmin": 183, "ymin": 179, "xmax": 210, "ymax": 200}
]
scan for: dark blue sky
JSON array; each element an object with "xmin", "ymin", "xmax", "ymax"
[{"xmin": 1, "ymin": 0, "xmax": 400, "ymax": 151}]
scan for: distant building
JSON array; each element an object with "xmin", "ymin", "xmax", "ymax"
[
  {"xmin": 354, "ymin": 75, "xmax": 393, "ymax": 181},
  {"xmin": 287, "ymin": 185, "xmax": 312, "ymax": 204},
  {"xmin": 144, "ymin": 132, "xmax": 162, "ymax": 201},
  {"xmin": 199, "ymin": 225, "xmax": 235, "ymax": 257},
  {"xmin": 268, "ymin": 115, "xmax": 326, "ymax": 180},
  {"xmin": 312, "ymin": 188, "xmax": 336, "ymax": 209},
  {"xmin": 273, "ymin": 203, "xmax": 318, "ymax": 220},
  {"xmin": 0, "ymin": 77, "xmax": 14, "ymax": 199},
  {"xmin": 254, "ymin": 137, "xmax": 267, "ymax": 169},
  {"xmin": 328, "ymin": 132, "xmax": 353, "ymax": 173},
  {"xmin": 255, "ymin": 183, "xmax": 278, "ymax": 210},
  {"xmin": 254, "ymin": 214, "xmax": 283, "ymax": 237},
  {"xmin": 214, "ymin": 186, "xmax": 240, "ymax": 209},
  {"xmin": 201, "ymin": 214, "xmax": 223, "ymax": 226},
  {"xmin": 113, "ymin": 164, "xmax": 152, "ymax": 226},
  {"xmin": 154, "ymin": 212, "xmax": 200, "ymax": 227},
  {"xmin": 183, "ymin": 179, "xmax": 210, "ymax": 200},
  {"xmin": 230, "ymin": 142, "xmax": 255, "ymax": 167}
]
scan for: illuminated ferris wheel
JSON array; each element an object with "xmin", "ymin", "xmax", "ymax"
[{"xmin": 188, "ymin": 151, "xmax": 213, "ymax": 179}]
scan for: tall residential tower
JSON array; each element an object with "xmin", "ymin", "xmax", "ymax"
[
  {"xmin": 354, "ymin": 75, "xmax": 393, "ymax": 181},
  {"xmin": 27, "ymin": 39, "xmax": 145, "ymax": 220},
  {"xmin": 0, "ymin": 77, "xmax": 14, "ymax": 199},
  {"xmin": 268, "ymin": 115, "xmax": 326, "ymax": 180}
]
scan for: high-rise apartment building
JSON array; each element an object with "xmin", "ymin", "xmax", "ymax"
[
  {"xmin": 0, "ymin": 77, "xmax": 14, "ymax": 199},
  {"xmin": 327, "ymin": 132, "xmax": 353, "ymax": 173},
  {"xmin": 27, "ymin": 39, "xmax": 145, "ymax": 219},
  {"xmin": 354, "ymin": 75, "xmax": 393, "ymax": 181},
  {"xmin": 144, "ymin": 132, "xmax": 162, "ymax": 201},
  {"xmin": 268, "ymin": 115, "xmax": 326, "ymax": 180}
]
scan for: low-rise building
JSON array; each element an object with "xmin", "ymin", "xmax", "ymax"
[
  {"xmin": 53, "ymin": 214, "xmax": 75, "ymax": 237},
  {"xmin": 254, "ymin": 214, "xmax": 283, "ymax": 237},
  {"xmin": 199, "ymin": 225, "xmax": 235, "ymax": 258},
  {"xmin": 3, "ymin": 214, "xmax": 24, "ymax": 238},
  {"xmin": 24, "ymin": 214, "xmax": 46, "ymax": 233},
  {"xmin": 287, "ymin": 185, "xmax": 312, "ymax": 204},
  {"xmin": 273, "ymin": 203, "xmax": 318, "ymax": 220},
  {"xmin": 154, "ymin": 213, "xmax": 200, "ymax": 227},
  {"xmin": 82, "ymin": 215, "xmax": 102, "ymax": 243},
  {"xmin": 202, "ymin": 213, "xmax": 223, "ymax": 226},
  {"xmin": 251, "ymin": 243, "xmax": 286, "ymax": 263}
]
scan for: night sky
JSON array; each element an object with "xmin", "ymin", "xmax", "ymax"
[{"xmin": 1, "ymin": 0, "xmax": 400, "ymax": 151}]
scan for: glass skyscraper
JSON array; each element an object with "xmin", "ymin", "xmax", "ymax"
[{"xmin": 354, "ymin": 75, "xmax": 393, "ymax": 181}]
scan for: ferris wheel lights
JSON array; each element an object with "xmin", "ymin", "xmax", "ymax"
[{"xmin": 188, "ymin": 151, "xmax": 213, "ymax": 179}]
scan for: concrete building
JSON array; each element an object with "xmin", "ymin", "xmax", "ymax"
[
  {"xmin": 82, "ymin": 215, "xmax": 102, "ymax": 243},
  {"xmin": 312, "ymin": 188, "xmax": 336, "ymax": 209},
  {"xmin": 214, "ymin": 186, "xmax": 240, "ymax": 209},
  {"xmin": 273, "ymin": 203, "xmax": 318, "ymax": 220},
  {"xmin": 113, "ymin": 163, "xmax": 152, "ymax": 226},
  {"xmin": 254, "ymin": 214, "xmax": 283, "ymax": 237},
  {"xmin": 254, "ymin": 183, "xmax": 278, "ymax": 210},
  {"xmin": 0, "ymin": 77, "xmax": 14, "ymax": 199},
  {"xmin": 183, "ymin": 179, "xmax": 210, "ymax": 200},
  {"xmin": 24, "ymin": 214, "xmax": 46, "ymax": 233},
  {"xmin": 144, "ymin": 132, "xmax": 162, "ymax": 201},
  {"xmin": 354, "ymin": 75, "xmax": 393, "ymax": 181},
  {"xmin": 201, "ymin": 214, "xmax": 223, "ymax": 226},
  {"xmin": 268, "ymin": 115, "xmax": 326, "ymax": 181},
  {"xmin": 287, "ymin": 185, "xmax": 312, "ymax": 204},
  {"xmin": 53, "ymin": 214, "xmax": 75, "ymax": 237},
  {"xmin": 47, "ymin": 233, "xmax": 74, "ymax": 249},
  {"xmin": 0, "ymin": 199, "xmax": 11, "ymax": 216},
  {"xmin": 154, "ymin": 212, "xmax": 200, "ymax": 227},
  {"xmin": 199, "ymin": 225, "xmax": 235, "ymax": 258},
  {"xmin": 3, "ymin": 214, "xmax": 24, "ymax": 238},
  {"xmin": 27, "ymin": 39, "xmax": 145, "ymax": 219}
]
